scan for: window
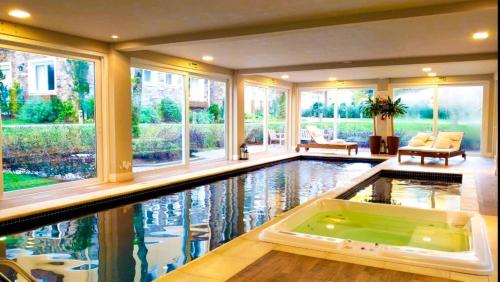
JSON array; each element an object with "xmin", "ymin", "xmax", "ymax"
[
  {"xmin": 28, "ymin": 58, "xmax": 56, "ymax": 95},
  {"xmin": 394, "ymin": 87, "xmax": 435, "ymax": 146},
  {"xmin": 131, "ymin": 67, "xmax": 185, "ymax": 172},
  {"xmin": 189, "ymin": 77, "xmax": 207, "ymax": 102},
  {"xmin": 189, "ymin": 77, "xmax": 226, "ymax": 161},
  {"xmin": 0, "ymin": 62, "xmax": 12, "ymax": 87},
  {"xmin": 244, "ymin": 84, "xmax": 288, "ymax": 153},
  {"xmin": 393, "ymin": 85, "xmax": 483, "ymax": 152},
  {"xmin": 268, "ymin": 88, "xmax": 287, "ymax": 148},
  {"xmin": 337, "ymin": 88, "xmax": 373, "ymax": 147},
  {"xmin": 244, "ymin": 85, "xmax": 266, "ymax": 152},
  {"xmin": 2, "ymin": 48, "xmax": 97, "ymax": 192},
  {"xmin": 437, "ymin": 86, "xmax": 483, "ymax": 151},
  {"xmin": 300, "ymin": 88, "xmax": 373, "ymax": 148}
]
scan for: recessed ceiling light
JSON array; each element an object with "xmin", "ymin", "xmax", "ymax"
[
  {"xmin": 8, "ymin": 9, "xmax": 30, "ymax": 19},
  {"xmin": 422, "ymin": 67, "xmax": 432, "ymax": 72},
  {"xmin": 111, "ymin": 35, "xmax": 119, "ymax": 39},
  {"xmin": 472, "ymin": 31, "xmax": 489, "ymax": 40},
  {"xmin": 428, "ymin": 72, "xmax": 437, "ymax": 77},
  {"xmin": 328, "ymin": 77, "xmax": 337, "ymax": 81},
  {"xmin": 281, "ymin": 75, "xmax": 289, "ymax": 79},
  {"xmin": 202, "ymin": 55, "xmax": 214, "ymax": 62}
]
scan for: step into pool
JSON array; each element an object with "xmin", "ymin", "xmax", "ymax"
[
  {"xmin": 0, "ymin": 158, "xmax": 378, "ymax": 282},
  {"xmin": 260, "ymin": 199, "xmax": 492, "ymax": 275}
]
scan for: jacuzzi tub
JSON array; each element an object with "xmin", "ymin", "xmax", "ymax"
[{"xmin": 259, "ymin": 199, "xmax": 493, "ymax": 275}]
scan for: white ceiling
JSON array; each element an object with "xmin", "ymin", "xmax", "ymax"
[
  {"xmin": 0, "ymin": 0, "xmax": 497, "ymax": 83},
  {"xmin": 254, "ymin": 60, "xmax": 498, "ymax": 82},
  {"xmin": 149, "ymin": 9, "xmax": 498, "ymax": 69},
  {"xmin": 0, "ymin": 0, "xmax": 463, "ymax": 41}
]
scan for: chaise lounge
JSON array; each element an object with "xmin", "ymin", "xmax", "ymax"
[
  {"xmin": 295, "ymin": 126, "xmax": 358, "ymax": 155},
  {"xmin": 398, "ymin": 132, "xmax": 466, "ymax": 166}
]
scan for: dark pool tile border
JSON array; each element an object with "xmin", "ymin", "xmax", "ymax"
[
  {"xmin": 0, "ymin": 156, "xmax": 384, "ymax": 235},
  {"xmin": 336, "ymin": 169, "xmax": 463, "ymax": 200}
]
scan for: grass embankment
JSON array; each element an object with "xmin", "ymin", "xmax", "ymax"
[{"xmin": 3, "ymin": 172, "xmax": 58, "ymax": 192}]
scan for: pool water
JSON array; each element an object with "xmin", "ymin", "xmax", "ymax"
[
  {"xmin": 294, "ymin": 210, "xmax": 470, "ymax": 252},
  {"xmin": 1, "ymin": 159, "xmax": 375, "ymax": 282},
  {"xmin": 346, "ymin": 177, "xmax": 461, "ymax": 210}
]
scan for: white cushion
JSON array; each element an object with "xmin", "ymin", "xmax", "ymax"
[
  {"xmin": 437, "ymin": 132, "xmax": 464, "ymax": 150},
  {"xmin": 433, "ymin": 136, "xmax": 452, "ymax": 149},
  {"xmin": 414, "ymin": 132, "xmax": 431, "ymax": 142},
  {"xmin": 409, "ymin": 138, "xmax": 426, "ymax": 147},
  {"xmin": 329, "ymin": 139, "xmax": 345, "ymax": 144}
]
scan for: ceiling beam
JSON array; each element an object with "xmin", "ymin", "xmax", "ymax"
[
  {"xmin": 114, "ymin": 0, "xmax": 497, "ymax": 51},
  {"xmin": 235, "ymin": 52, "xmax": 498, "ymax": 74}
]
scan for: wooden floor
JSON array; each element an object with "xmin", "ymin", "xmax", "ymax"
[{"xmin": 228, "ymin": 251, "xmax": 456, "ymax": 282}]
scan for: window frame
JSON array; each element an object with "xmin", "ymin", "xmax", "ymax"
[
  {"xmin": 0, "ymin": 42, "xmax": 104, "ymax": 197},
  {"xmin": 297, "ymin": 85, "xmax": 377, "ymax": 145},
  {"xmin": 389, "ymin": 81, "xmax": 489, "ymax": 155},
  {"xmin": 243, "ymin": 81, "xmax": 291, "ymax": 153},
  {"xmin": 130, "ymin": 59, "xmax": 231, "ymax": 177},
  {"xmin": 27, "ymin": 57, "xmax": 57, "ymax": 95}
]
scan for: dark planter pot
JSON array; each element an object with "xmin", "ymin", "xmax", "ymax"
[
  {"xmin": 386, "ymin": 136, "xmax": 400, "ymax": 155},
  {"xmin": 369, "ymin": 135, "xmax": 382, "ymax": 154}
]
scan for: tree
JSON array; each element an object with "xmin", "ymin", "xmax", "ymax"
[
  {"xmin": 0, "ymin": 69, "xmax": 9, "ymax": 116},
  {"xmin": 8, "ymin": 81, "xmax": 22, "ymax": 117},
  {"xmin": 131, "ymin": 69, "xmax": 143, "ymax": 138},
  {"xmin": 67, "ymin": 59, "xmax": 90, "ymax": 120}
]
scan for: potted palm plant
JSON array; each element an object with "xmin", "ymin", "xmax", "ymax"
[
  {"xmin": 361, "ymin": 95, "xmax": 383, "ymax": 154},
  {"xmin": 382, "ymin": 97, "xmax": 408, "ymax": 155}
]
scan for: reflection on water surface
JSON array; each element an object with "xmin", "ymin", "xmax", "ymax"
[{"xmin": 2, "ymin": 160, "xmax": 375, "ymax": 281}]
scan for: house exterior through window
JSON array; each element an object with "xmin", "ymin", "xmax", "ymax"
[
  {"xmin": 28, "ymin": 58, "xmax": 56, "ymax": 95},
  {"xmin": 0, "ymin": 62, "xmax": 12, "ymax": 87}
]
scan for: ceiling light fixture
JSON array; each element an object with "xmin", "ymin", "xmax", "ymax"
[
  {"xmin": 8, "ymin": 9, "xmax": 31, "ymax": 19},
  {"xmin": 328, "ymin": 77, "xmax": 337, "ymax": 81},
  {"xmin": 472, "ymin": 31, "xmax": 489, "ymax": 40},
  {"xmin": 422, "ymin": 67, "xmax": 432, "ymax": 72},
  {"xmin": 111, "ymin": 35, "xmax": 119, "ymax": 39},
  {"xmin": 428, "ymin": 72, "xmax": 437, "ymax": 77},
  {"xmin": 202, "ymin": 55, "xmax": 214, "ymax": 62},
  {"xmin": 281, "ymin": 75, "xmax": 289, "ymax": 79}
]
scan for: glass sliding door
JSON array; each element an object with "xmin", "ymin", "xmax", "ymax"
[
  {"xmin": 131, "ymin": 68, "xmax": 185, "ymax": 172},
  {"xmin": 393, "ymin": 85, "xmax": 484, "ymax": 152},
  {"xmin": 244, "ymin": 84, "xmax": 267, "ymax": 153},
  {"xmin": 299, "ymin": 88, "xmax": 373, "ymax": 147},
  {"xmin": 337, "ymin": 88, "xmax": 373, "ymax": 148},
  {"xmin": 437, "ymin": 86, "xmax": 483, "ymax": 151},
  {"xmin": 393, "ymin": 87, "xmax": 435, "ymax": 146},
  {"xmin": 267, "ymin": 88, "xmax": 288, "ymax": 149},
  {"xmin": 0, "ymin": 47, "xmax": 98, "ymax": 192},
  {"xmin": 189, "ymin": 77, "xmax": 226, "ymax": 161},
  {"xmin": 299, "ymin": 90, "xmax": 335, "ymax": 144}
]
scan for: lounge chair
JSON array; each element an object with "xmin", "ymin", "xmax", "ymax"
[
  {"xmin": 295, "ymin": 126, "xmax": 358, "ymax": 155},
  {"xmin": 398, "ymin": 132, "xmax": 466, "ymax": 166}
]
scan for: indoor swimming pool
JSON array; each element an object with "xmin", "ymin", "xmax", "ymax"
[{"xmin": 1, "ymin": 158, "xmax": 378, "ymax": 282}]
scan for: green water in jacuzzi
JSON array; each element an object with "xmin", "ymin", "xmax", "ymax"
[{"xmin": 293, "ymin": 211, "xmax": 470, "ymax": 252}]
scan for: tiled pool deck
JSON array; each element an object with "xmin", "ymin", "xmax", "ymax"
[
  {"xmin": 156, "ymin": 153, "xmax": 497, "ymax": 282},
  {"xmin": 0, "ymin": 151, "xmax": 496, "ymax": 281}
]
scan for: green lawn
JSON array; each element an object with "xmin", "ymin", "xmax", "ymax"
[{"xmin": 3, "ymin": 172, "xmax": 58, "ymax": 192}]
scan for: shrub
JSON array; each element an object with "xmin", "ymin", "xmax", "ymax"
[
  {"xmin": 208, "ymin": 103, "xmax": 223, "ymax": 123},
  {"xmin": 139, "ymin": 106, "xmax": 161, "ymax": 123},
  {"xmin": 160, "ymin": 97, "xmax": 182, "ymax": 122},
  {"xmin": 2, "ymin": 124, "xmax": 96, "ymax": 179},
  {"xmin": 19, "ymin": 97, "xmax": 56, "ymax": 123},
  {"xmin": 51, "ymin": 96, "xmax": 78, "ymax": 123},
  {"xmin": 190, "ymin": 110, "xmax": 213, "ymax": 124}
]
